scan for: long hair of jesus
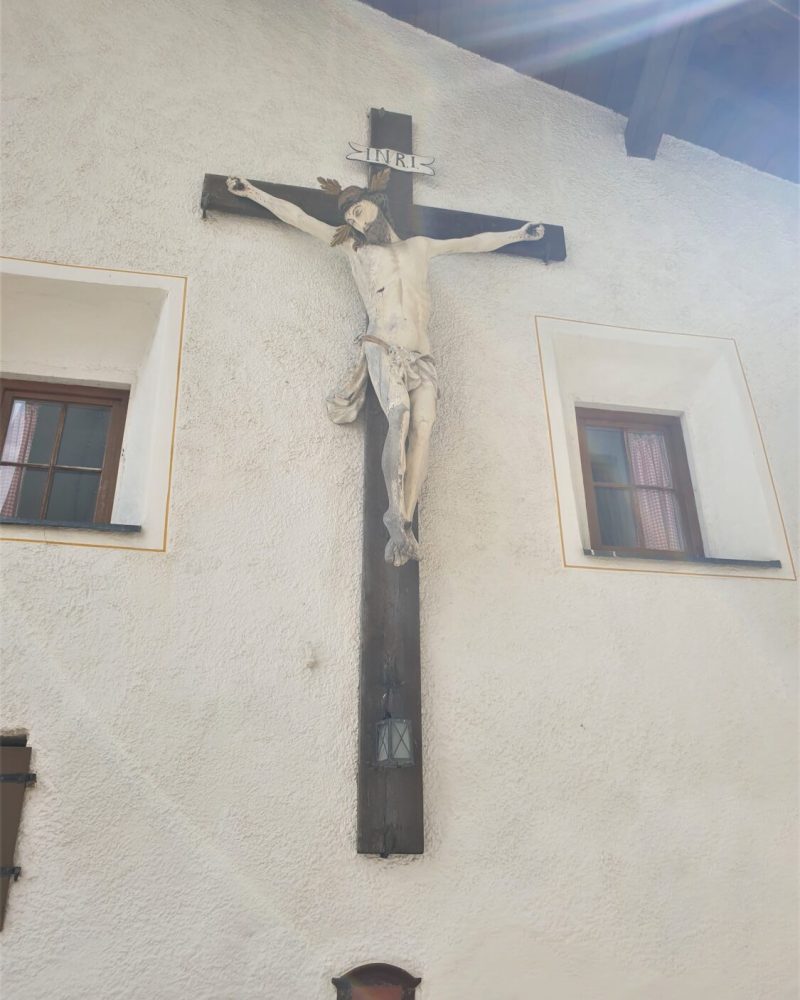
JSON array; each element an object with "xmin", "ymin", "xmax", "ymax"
[{"xmin": 317, "ymin": 168, "xmax": 397, "ymax": 250}]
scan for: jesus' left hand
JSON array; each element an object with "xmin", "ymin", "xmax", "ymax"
[{"xmin": 519, "ymin": 223, "xmax": 545, "ymax": 241}]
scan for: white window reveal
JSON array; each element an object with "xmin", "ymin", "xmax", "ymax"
[
  {"xmin": 537, "ymin": 316, "xmax": 793, "ymax": 579},
  {"xmin": 0, "ymin": 258, "xmax": 186, "ymax": 551}
]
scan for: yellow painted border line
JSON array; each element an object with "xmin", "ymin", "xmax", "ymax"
[
  {"xmin": 160, "ymin": 274, "xmax": 188, "ymax": 552},
  {"xmin": 0, "ymin": 254, "xmax": 187, "ymax": 281}
]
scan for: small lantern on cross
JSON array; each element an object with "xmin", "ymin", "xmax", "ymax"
[
  {"xmin": 376, "ymin": 691, "xmax": 414, "ymax": 768},
  {"xmin": 376, "ymin": 718, "xmax": 414, "ymax": 767}
]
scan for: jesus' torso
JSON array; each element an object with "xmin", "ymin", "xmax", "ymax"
[{"xmin": 347, "ymin": 237, "xmax": 432, "ymax": 355}]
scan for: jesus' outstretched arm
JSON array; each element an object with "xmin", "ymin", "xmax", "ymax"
[
  {"xmin": 226, "ymin": 176, "xmax": 336, "ymax": 244},
  {"xmin": 423, "ymin": 222, "xmax": 545, "ymax": 256}
]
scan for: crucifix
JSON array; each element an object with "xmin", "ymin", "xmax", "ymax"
[{"xmin": 201, "ymin": 108, "xmax": 566, "ymax": 856}]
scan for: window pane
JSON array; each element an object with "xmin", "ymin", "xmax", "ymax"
[
  {"xmin": 0, "ymin": 465, "xmax": 48, "ymax": 518},
  {"xmin": 585, "ymin": 427, "xmax": 629, "ymax": 483},
  {"xmin": 635, "ymin": 489, "xmax": 686, "ymax": 550},
  {"xmin": 46, "ymin": 471, "xmax": 100, "ymax": 522},
  {"xmin": 595, "ymin": 487, "xmax": 638, "ymax": 547},
  {"xmin": 57, "ymin": 405, "xmax": 110, "ymax": 468},
  {"xmin": 626, "ymin": 431, "xmax": 673, "ymax": 488},
  {"xmin": 1, "ymin": 400, "xmax": 62, "ymax": 464}
]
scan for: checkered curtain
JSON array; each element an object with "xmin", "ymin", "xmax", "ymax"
[
  {"xmin": 0, "ymin": 401, "xmax": 39, "ymax": 516},
  {"xmin": 628, "ymin": 431, "xmax": 684, "ymax": 550}
]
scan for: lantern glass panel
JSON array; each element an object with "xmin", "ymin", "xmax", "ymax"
[
  {"xmin": 377, "ymin": 722, "xmax": 390, "ymax": 763},
  {"xmin": 391, "ymin": 720, "xmax": 413, "ymax": 762},
  {"xmin": 376, "ymin": 718, "xmax": 414, "ymax": 767}
]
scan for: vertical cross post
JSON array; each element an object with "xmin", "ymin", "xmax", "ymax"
[{"xmin": 357, "ymin": 109, "xmax": 424, "ymax": 856}]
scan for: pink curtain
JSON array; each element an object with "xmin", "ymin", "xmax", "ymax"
[
  {"xmin": 627, "ymin": 431, "xmax": 684, "ymax": 550},
  {"xmin": 0, "ymin": 401, "xmax": 39, "ymax": 516}
]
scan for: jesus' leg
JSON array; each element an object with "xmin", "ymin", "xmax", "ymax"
[
  {"xmin": 365, "ymin": 346, "xmax": 418, "ymax": 566},
  {"xmin": 404, "ymin": 382, "xmax": 437, "ymax": 533},
  {"xmin": 382, "ymin": 401, "xmax": 419, "ymax": 566}
]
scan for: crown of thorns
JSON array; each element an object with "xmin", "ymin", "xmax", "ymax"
[{"xmin": 317, "ymin": 168, "xmax": 391, "ymax": 247}]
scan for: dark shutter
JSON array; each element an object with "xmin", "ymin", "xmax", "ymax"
[{"xmin": 1, "ymin": 737, "xmax": 35, "ymax": 930}]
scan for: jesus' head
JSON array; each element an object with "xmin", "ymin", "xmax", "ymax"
[
  {"xmin": 318, "ymin": 172, "xmax": 397, "ymax": 249},
  {"xmin": 341, "ymin": 194, "xmax": 395, "ymax": 246}
]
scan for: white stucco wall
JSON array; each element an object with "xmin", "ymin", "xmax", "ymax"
[{"xmin": 1, "ymin": 1, "xmax": 797, "ymax": 997}]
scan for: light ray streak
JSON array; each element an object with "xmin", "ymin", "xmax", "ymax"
[{"xmin": 452, "ymin": 0, "xmax": 752, "ymax": 74}]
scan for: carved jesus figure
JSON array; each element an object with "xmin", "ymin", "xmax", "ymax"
[{"xmin": 227, "ymin": 171, "xmax": 544, "ymax": 566}]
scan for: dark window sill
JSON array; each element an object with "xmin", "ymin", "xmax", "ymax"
[
  {"xmin": 0, "ymin": 517, "xmax": 141, "ymax": 534},
  {"xmin": 583, "ymin": 549, "xmax": 781, "ymax": 569}
]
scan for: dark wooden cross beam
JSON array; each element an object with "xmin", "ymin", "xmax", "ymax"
[
  {"xmin": 202, "ymin": 108, "xmax": 565, "ymax": 856},
  {"xmin": 201, "ymin": 122, "xmax": 565, "ymax": 262}
]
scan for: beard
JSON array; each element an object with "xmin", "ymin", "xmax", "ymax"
[{"xmin": 363, "ymin": 212, "xmax": 393, "ymax": 245}]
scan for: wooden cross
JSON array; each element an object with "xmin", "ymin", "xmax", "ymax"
[{"xmin": 201, "ymin": 109, "xmax": 566, "ymax": 856}]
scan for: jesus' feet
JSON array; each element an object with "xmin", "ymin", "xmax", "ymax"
[{"xmin": 383, "ymin": 512, "xmax": 420, "ymax": 567}]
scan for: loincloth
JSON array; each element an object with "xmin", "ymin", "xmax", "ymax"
[{"xmin": 326, "ymin": 335, "xmax": 439, "ymax": 425}]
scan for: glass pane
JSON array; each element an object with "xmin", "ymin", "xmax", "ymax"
[
  {"xmin": 635, "ymin": 489, "xmax": 686, "ymax": 550},
  {"xmin": 391, "ymin": 721, "xmax": 412, "ymax": 761},
  {"xmin": 626, "ymin": 431, "xmax": 673, "ymax": 488},
  {"xmin": 57, "ymin": 405, "xmax": 110, "ymax": 468},
  {"xmin": 1, "ymin": 399, "xmax": 62, "ymax": 464},
  {"xmin": 46, "ymin": 471, "xmax": 100, "ymax": 522},
  {"xmin": 585, "ymin": 427, "xmax": 629, "ymax": 483},
  {"xmin": 352, "ymin": 988, "xmax": 403, "ymax": 1000},
  {"xmin": 377, "ymin": 722, "xmax": 389, "ymax": 762},
  {"xmin": 0, "ymin": 465, "xmax": 48, "ymax": 518},
  {"xmin": 595, "ymin": 488, "xmax": 638, "ymax": 548}
]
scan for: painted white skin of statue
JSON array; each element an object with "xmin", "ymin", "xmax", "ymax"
[{"xmin": 226, "ymin": 171, "xmax": 544, "ymax": 566}]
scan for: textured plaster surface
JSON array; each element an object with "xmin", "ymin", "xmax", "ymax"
[{"xmin": 1, "ymin": 1, "xmax": 797, "ymax": 997}]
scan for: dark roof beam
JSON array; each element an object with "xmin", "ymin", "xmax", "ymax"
[{"xmin": 625, "ymin": 14, "xmax": 699, "ymax": 159}]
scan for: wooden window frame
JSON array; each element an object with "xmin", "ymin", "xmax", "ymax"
[
  {"xmin": 0, "ymin": 379, "xmax": 128, "ymax": 525},
  {"xmin": 576, "ymin": 407, "xmax": 704, "ymax": 561}
]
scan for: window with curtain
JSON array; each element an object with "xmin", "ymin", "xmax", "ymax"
[
  {"xmin": 576, "ymin": 407, "xmax": 703, "ymax": 559},
  {"xmin": 0, "ymin": 380, "xmax": 128, "ymax": 525}
]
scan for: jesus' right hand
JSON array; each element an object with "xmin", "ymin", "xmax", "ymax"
[{"xmin": 226, "ymin": 176, "xmax": 253, "ymax": 197}]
